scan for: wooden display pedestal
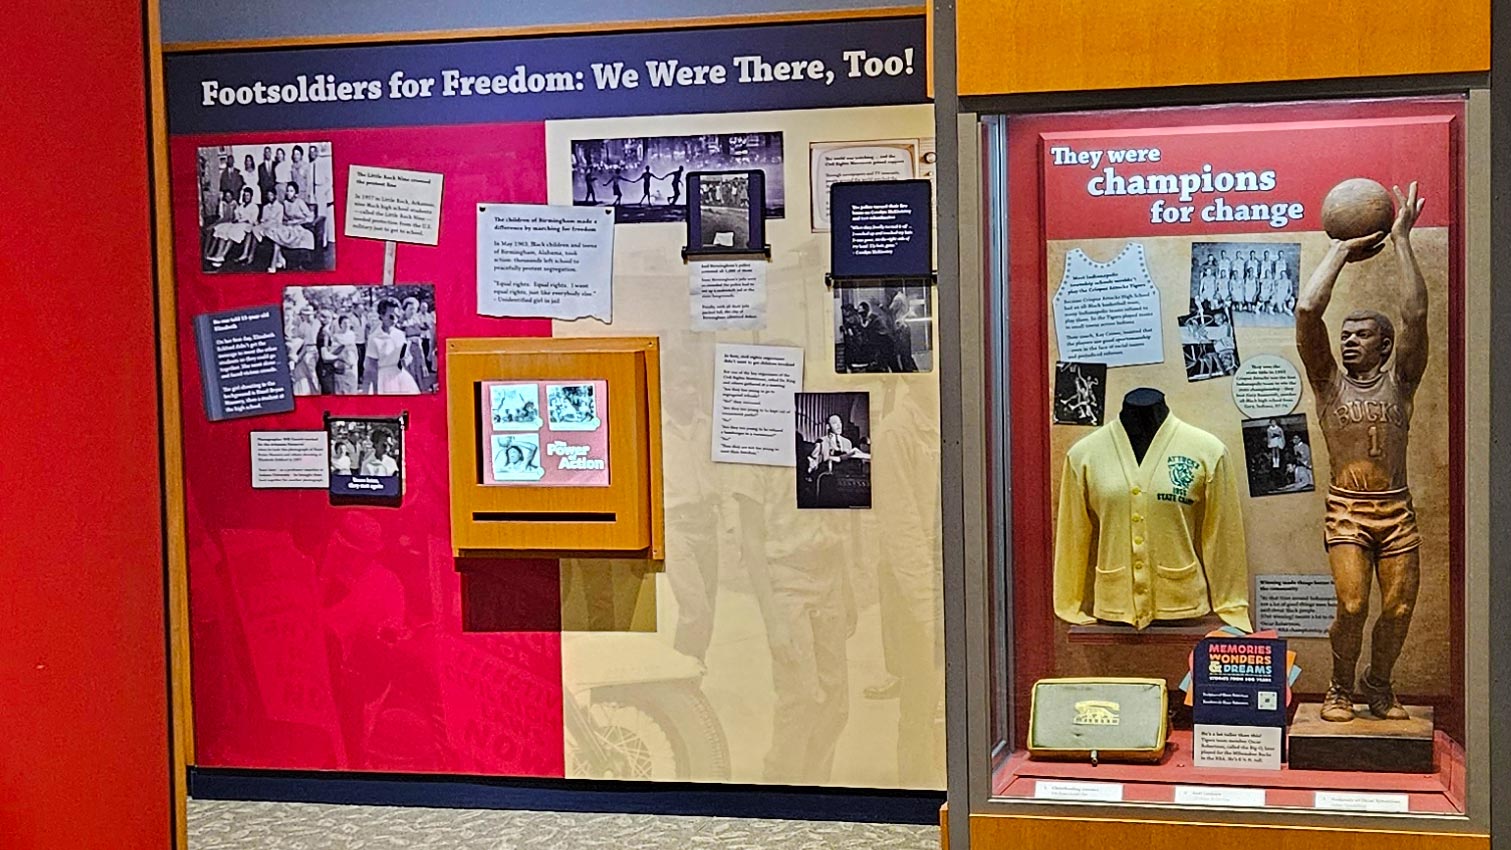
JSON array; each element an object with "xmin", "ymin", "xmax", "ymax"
[
  {"xmin": 957, "ymin": 734, "xmax": 1480, "ymax": 850},
  {"xmin": 1066, "ymin": 615, "xmax": 1225, "ymax": 645},
  {"xmin": 1289, "ymin": 703, "xmax": 1435, "ymax": 773}
]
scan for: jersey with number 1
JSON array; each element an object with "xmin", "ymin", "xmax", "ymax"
[{"xmin": 1317, "ymin": 369, "xmax": 1412, "ymax": 492}]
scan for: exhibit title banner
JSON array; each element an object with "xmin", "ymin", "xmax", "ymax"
[
  {"xmin": 1039, "ymin": 116, "xmax": 1455, "ymax": 241},
  {"xmin": 165, "ymin": 17, "xmax": 927, "ymax": 134}
]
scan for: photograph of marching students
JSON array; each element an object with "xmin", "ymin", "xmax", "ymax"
[
  {"xmin": 197, "ymin": 142, "xmax": 335, "ymax": 273},
  {"xmin": 1052, "ymin": 361, "xmax": 1107, "ymax": 426},
  {"xmin": 833, "ymin": 283, "xmax": 933, "ymax": 373},
  {"xmin": 281, "ymin": 285, "xmax": 438, "ymax": 396},
  {"xmin": 570, "ymin": 132, "xmax": 784, "ymax": 223},
  {"xmin": 1240, "ymin": 413, "xmax": 1315, "ymax": 497},
  {"xmin": 686, "ymin": 171, "xmax": 766, "ymax": 254},
  {"xmin": 1188, "ymin": 241, "xmax": 1301, "ymax": 327}
]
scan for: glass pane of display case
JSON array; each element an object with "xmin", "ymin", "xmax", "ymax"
[{"xmin": 982, "ymin": 96, "xmax": 1471, "ymax": 818}]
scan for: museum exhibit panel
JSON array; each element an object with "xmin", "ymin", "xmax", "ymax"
[
  {"xmin": 934, "ymin": 0, "xmax": 1505, "ymax": 847},
  {"xmin": 152, "ymin": 9, "xmax": 948, "ymax": 824}
]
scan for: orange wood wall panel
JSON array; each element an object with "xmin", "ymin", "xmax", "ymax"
[
  {"xmin": 965, "ymin": 814, "xmax": 1488, "ymax": 850},
  {"xmin": 954, "ymin": 0, "xmax": 1490, "ymax": 96}
]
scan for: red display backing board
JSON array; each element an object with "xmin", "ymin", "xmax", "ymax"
[
  {"xmin": 171, "ymin": 124, "xmax": 567, "ymax": 774},
  {"xmin": 1000, "ymin": 98, "xmax": 1465, "ymax": 751},
  {"xmin": 994, "ymin": 730, "xmax": 1466, "ymax": 814}
]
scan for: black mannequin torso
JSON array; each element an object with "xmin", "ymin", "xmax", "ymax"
[{"xmin": 1120, "ymin": 388, "xmax": 1169, "ymax": 464}]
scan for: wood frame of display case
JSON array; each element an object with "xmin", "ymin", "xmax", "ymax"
[{"xmin": 932, "ymin": 2, "xmax": 1507, "ymax": 847}]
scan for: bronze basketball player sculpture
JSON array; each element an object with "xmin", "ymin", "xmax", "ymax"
[{"xmin": 1296, "ymin": 180, "xmax": 1427, "ymax": 723}]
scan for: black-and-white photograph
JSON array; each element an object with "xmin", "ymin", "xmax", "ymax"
[
  {"xmin": 489, "ymin": 383, "xmax": 542, "ymax": 430},
  {"xmin": 327, "ymin": 416, "xmax": 403, "ymax": 500},
  {"xmin": 1178, "ymin": 307, "xmax": 1241, "ymax": 382},
  {"xmin": 546, "ymin": 384, "xmax": 600, "ymax": 431},
  {"xmin": 796, "ymin": 392, "xmax": 871, "ymax": 509},
  {"xmin": 1188, "ymin": 241, "xmax": 1300, "ymax": 327},
  {"xmin": 1240, "ymin": 413, "xmax": 1315, "ymax": 497},
  {"xmin": 688, "ymin": 170, "xmax": 765, "ymax": 253},
  {"xmin": 1052, "ymin": 361, "xmax": 1107, "ymax": 426},
  {"xmin": 570, "ymin": 132, "xmax": 784, "ymax": 223},
  {"xmin": 197, "ymin": 142, "xmax": 335, "ymax": 273},
  {"xmin": 833, "ymin": 284, "xmax": 933, "ymax": 373},
  {"xmin": 491, "ymin": 434, "xmax": 545, "ymax": 482},
  {"xmin": 282, "ymin": 284, "xmax": 438, "ymax": 396}
]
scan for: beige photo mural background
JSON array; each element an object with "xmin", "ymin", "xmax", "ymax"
[
  {"xmin": 545, "ymin": 104, "xmax": 944, "ymax": 789},
  {"xmin": 1046, "ymin": 227, "xmax": 1453, "ymax": 698}
]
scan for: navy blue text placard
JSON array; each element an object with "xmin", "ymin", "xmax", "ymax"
[
  {"xmin": 193, "ymin": 305, "xmax": 296, "ymax": 421},
  {"xmin": 166, "ymin": 17, "xmax": 927, "ymax": 135},
  {"xmin": 830, "ymin": 179, "xmax": 933, "ymax": 279},
  {"xmin": 1192, "ymin": 636, "xmax": 1288, "ymax": 728}
]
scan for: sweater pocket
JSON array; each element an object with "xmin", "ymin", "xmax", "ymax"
[
  {"xmin": 1092, "ymin": 564, "xmax": 1128, "ymax": 617},
  {"xmin": 1154, "ymin": 560, "xmax": 1205, "ymax": 615}
]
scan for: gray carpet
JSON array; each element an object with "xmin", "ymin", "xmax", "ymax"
[{"xmin": 188, "ymin": 799, "xmax": 941, "ymax": 849}]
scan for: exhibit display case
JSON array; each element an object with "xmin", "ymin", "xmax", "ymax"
[{"xmin": 940, "ymin": 90, "xmax": 1498, "ymax": 849}]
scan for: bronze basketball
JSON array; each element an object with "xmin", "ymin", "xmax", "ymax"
[{"xmin": 1321, "ymin": 178, "xmax": 1394, "ymax": 259}]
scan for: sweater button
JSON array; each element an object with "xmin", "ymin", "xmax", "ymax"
[{"xmin": 1131, "ymin": 486, "xmax": 1141, "ymax": 495}]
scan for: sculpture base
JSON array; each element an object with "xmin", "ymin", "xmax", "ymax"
[{"xmin": 1288, "ymin": 702, "xmax": 1435, "ymax": 773}]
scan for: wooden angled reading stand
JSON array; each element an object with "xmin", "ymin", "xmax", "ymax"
[{"xmin": 445, "ymin": 336, "xmax": 665, "ymax": 560}]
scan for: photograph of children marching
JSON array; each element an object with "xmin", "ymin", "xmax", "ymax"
[{"xmin": 570, "ymin": 132, "xmax": 784, "ymax": 223}]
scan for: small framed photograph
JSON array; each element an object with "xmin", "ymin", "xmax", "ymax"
[
  {"xmin": 796, "ymin": 391, "xmax": 871, "ymax": 510},
  {"xmin": 685, "ymin": 170, "xmax": 767, "ymax": 257},
  {"xmin": 546, "ymin": 383, "xmax": 601, "ymax": 431},
  {"xmin": 489, "ymin": 383, "xmax": 542, "ymax": 431},
  {"xmin": 833, "ymin": 283, "xmax": 934, "ymax": 374},
  {"xmin": 490, "ymin": 434, "xmax": 545, "ymax": 483},
  {"xmin": 283, "ymin": 284, "xmax": 439, "ymax": 397},
  {"xmin": 197, "ymin": 141, "xmax": 335, "ymax": 274},
  {"xmin": 327, "ymin": 414, "xmax": 404, "ymax": 504},
  {"xmin": 1178, "ymin": 306, "xmax": 1241, "ymax": 382},
  {"xmin": 1189, "ymin": 241, "xmax": 1301, "ymax": 328},
  {"xmin": 1052, "ymin": 361, "xmax": 1107, "ymax": 426},
  {"xmin": 1241, "ymin": 413, "xmax": 1315, "ymax": 497}
]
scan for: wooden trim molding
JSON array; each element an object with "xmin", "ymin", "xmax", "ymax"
[
  {"xmin": 145, "ymin": 0, "xmax": 193, "ymax": 845},
  {"xmin": 963, "ymin": 813, "xmax": 1489, "ymax": 850},
  {"xmin": 162, "ymin": 6, "xmax": 924, "ymax": 54}
]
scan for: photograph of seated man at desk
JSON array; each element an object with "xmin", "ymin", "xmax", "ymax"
[{"xmin": 796, "ymin": 391, "xmax": 871, "ymax": 509}]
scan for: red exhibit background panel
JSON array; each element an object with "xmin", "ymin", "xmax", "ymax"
[
  {"xmin": 170, "ymin": 123, "xmax": 567, "ymax": 775},
  {"xmin": 0, "ymin": 0, "xmax": 172, "ymax": 846}
]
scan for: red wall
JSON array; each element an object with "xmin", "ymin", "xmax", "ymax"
[
  {"xmin": 170, "ymin": 126, "xmax": 565, "ymax": 776},
  {"xmin": 0, "ymin": 2, "xmax": 172, "ymax": 848}
]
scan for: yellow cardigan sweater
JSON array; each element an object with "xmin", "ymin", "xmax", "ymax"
[{"xmin": 1054, "ymin": 414, "xmax": 1253, "ymax": 631}]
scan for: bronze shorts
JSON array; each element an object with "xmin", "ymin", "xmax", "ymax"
[{"xmin": 1324, "ymin": 486, "xmax": 1422, "ymax": 557}]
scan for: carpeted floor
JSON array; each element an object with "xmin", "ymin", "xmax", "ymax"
[{"xmin": 188, "ymin": 799, "xmax": 942, "ymax": 849}]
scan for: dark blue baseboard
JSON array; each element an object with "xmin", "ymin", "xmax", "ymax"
[{"xmin": 188, "ymin": 768, "xmax": 945, "ymax": 826}]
